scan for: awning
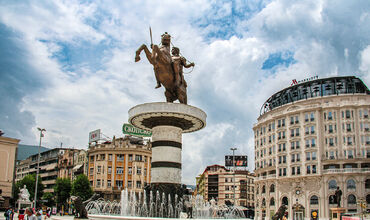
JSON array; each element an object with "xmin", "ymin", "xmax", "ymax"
[
  {"xmin": 73, "ymin": 164, "xmax": 83, "ymax": 171},
  {"xmin": 44, "ymin": 163, "xmax": 57, "ymax": 171}
]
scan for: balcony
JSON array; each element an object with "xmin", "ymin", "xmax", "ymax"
[{"xmin": 323, "ymin": 168, "xmax": 370, "ymax": 174}]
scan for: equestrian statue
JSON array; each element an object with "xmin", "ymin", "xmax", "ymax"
[{"xmin": 135, "ymin": 30, "xmax": 194, "ymax": 104}]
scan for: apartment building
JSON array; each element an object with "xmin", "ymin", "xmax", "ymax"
[{"xmin": 87, "ymin": 136, "xmax": 151, "ymax": 201}]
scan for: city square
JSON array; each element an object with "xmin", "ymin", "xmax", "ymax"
[{"xmin": 0, "ymin": 1, "xmax": 370, "ymax": 220}]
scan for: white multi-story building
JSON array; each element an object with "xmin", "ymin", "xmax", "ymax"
[{"xmin": 253, "ymin": 76, "xmax": 370, "ymax": 220}]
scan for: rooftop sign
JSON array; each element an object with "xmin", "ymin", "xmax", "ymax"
[
  {"xmin": 291, "ymin": 75, "xmax": 318, "ymax": 86},
  {"xmin": 122, "ymin": 123, "xmax": 152, "ymax": 137}
]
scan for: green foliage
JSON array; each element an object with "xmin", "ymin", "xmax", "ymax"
[
  {"xmin": 54, "ymin": 178, "xmax": 72, "ymax": 207},
  {"xmin": 13, "ymin": 174, "xmax": 44, "ymax": 202},
  {"xmin": 41, "ymin": 192, "xmax": 55, "ymax": 207},
  {"xmin": 71, "ymin": 174, "xmax": 93, "ymax": 201}
]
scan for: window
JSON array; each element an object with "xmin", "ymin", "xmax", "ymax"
[
  {"xmin": 136, "ymin": 181, "xmax": 142, "ymax": 188},
  {"xmin": 108, "ymin": 154, "xmax": 112, "ymax": 161},
  {"xmin": 127, "ymin": 181, "xmax": 132, "ymax": 188},
  {"xmin": 270, "ymin": 184, "xmax": 275, "ymax": 193},
  {"xmin": 97, "ymin": 166, "xmax": 101, "ymax": 174},
  {"xmin": 307, "ymin": 165, "xmax": 311, "ymax": 174},
  {"xmin": 116, "ymin": 167, "xmax": 123, "ymax": 174},
  {"xmin": 107, "ymin": 180, "xmax": 111, "ymax": 187},
  {"xmin": 312, "ymin": 164, "xmax": 317, "ymax": 173},
  {"xmin": 306, "ymin": 152, "xmax": 311, "ymax": 161},
  {"xmin": 366, "ymin": 179, "xmax": 370, "ymax": 189},
  {"xmin": 96, "ymin": 179, "xmax": 101, "ymax": 187},
  {"xmin": 137, "ymin": 167, "xmax": 142, "ymax": 175},
  {"xmin": 128, "ymin": 167, "xmax": 132, "ymax": 174},
  {"xmin": 117, "ymin": 154, "xmax": 124, "ymax": 161},
  {"xmin": 282, "ymin": 197, "xmax": 288, "ymax": 206},
  {"xmin": 310, "ymin": 195, "xmax": 319, "ymax": 205},
  {"xmin": 312, "ymin": 152, "xmax": 317, "ymax": 160},
  {"xmin": 311, "ymin": 138, "xmax": 316, "ymax": 147},
  {"xmin": 329, "ymin": 180, "xmax": 337, "ymax": 189},
  {"xmin": 328, "ymin": 111, "xmax": 333, "ymax": 120},
  {"xmin": 347, "ymin": 179, "xmax": 356, "ymax": 189},
  {"xmin": 135, "ymin": 155, "xmax": 142, "ymax": 161},
  {"xmin": 311, "ymin": 126, "xmax": 315, "ymax": 134},
  {"xmin": 116, "ymin": 180, "xmax": 123, "ymax": 188},
  {"xmin": 270, "ymin": 198, "xmax": 275, "ymax": 206},
  {"xmin": 348, "ymin": 194, "xmax": 356, "ymax": 205},
  {"xmin": 310, "ymin": 112, "xmax": 315, "ymax": 121},
  {"xmin": 262, "ymin": 185, "xmax": 266, "ymax": 193},
  {"xmin": 108, "ymin": 167, "xmax": 112, "ymax": 174},
  {"xmin": 129, "ymin": 154, "xmax": 133, "ymax": 161}
]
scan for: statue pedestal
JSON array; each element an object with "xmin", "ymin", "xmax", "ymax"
[
  {"xmin": 128, "ymin": 102, "xmax": 206, "ymax": 192},
  {"xmin": 330, "ymin": 207, "xmax": 346, "ymax": 220}
]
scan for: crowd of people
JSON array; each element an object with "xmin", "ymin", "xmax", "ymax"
[{"xmin": 4, "ymin": 207, "xmax": 51, "ymax": 220}]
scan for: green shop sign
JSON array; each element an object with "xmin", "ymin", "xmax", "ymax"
[{"xmin": 122, "ymin": 123, "xmax": 152, "ymax": 137}]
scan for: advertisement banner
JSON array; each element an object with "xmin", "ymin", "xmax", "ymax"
[
  {"xmin": 225, "ymin": 155, "xmax": 248, "ymax": 167},
  {"xmin": 89, "ymin": 129, "xmax": 101, "ymax": 143}
]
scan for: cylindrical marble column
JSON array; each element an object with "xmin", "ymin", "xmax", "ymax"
[
  {"xmin": 128, "ymin": 102, "xmax": 206, "ymax": 188},
  {"xmin": 151, "ymin": 125, "xmax": 182, "ymax": 184}
]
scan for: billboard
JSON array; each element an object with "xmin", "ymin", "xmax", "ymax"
[
  {"xmin": 89, "ymin": 129, "xmax": 101, "ymax": 143},
  {"xmin": 225, "ymin": 155, "xmax": 248, "ymax": 167}
]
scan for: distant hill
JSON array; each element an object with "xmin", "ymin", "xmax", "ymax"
[{"xmin": 17, "ymin": 144, "xmax": 50, "ymax": 161}]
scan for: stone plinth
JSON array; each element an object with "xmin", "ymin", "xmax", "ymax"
[
  {"xmin": 330, "ymin": 207, "xmax": 346, "ymax": 220},
  {"xmin": 128, "ymin": 102, "xmax": 206, "ymax": 185}
]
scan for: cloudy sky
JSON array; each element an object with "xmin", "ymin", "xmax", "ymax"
[{"xmin": 1, "ymin": 0, "xmax": 370, "ymax": 185}]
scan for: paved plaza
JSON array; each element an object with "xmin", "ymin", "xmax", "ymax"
[{"xmin": 0, "ymin": 212, "xmax": 74, "ymax": 220}]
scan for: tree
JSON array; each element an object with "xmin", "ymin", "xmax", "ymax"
[
  {"xmin": 13, "ymin": 174, "xmax": 44, "ymax": 203},
  {"xmin": 54, "ymin": 178, "xmax": 72, "ymax": 208},
  {"xmin": 42, "ymin": 192, "xmax": 55, "ymax": 207},
  {"xmin": 71, "ymin": 174, "xmax": 93, "ymax": 201}
]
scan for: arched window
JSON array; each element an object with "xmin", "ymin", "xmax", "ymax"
[
  {"xmin": 282, "ymin": 197, "xmax": 288, "ymax": 206},
  {"xmin": 256, "ymin": 186, "xmax": 259, "ymax": 195},
  {"xmin": 270, "ymin": 184, "xmax": 275, "ymax": 193},
  {"xmin": 366, "ymin": 194, "xmax": 370, "ymax": 204},
  {"xmin": 366, "ymin": 179, "xmax": 370, "ymax": 189},
  {"xmin": 262, "ymin": 185, "xmax": 266, "ymax": 194},
  {"xmin": 262, "ymin": 198, "xmax": 266, "ymax": 207},
  {"xmin": 270, "ymin": 197, "xmax": 275, "ymax": 206},
  {"xmin": 310, "ymin": 195, "xmax": 319, "ymax": 205},
  {"xmin": 328, "ymin": 179, "xmax": 337, "ymax": 189},
  {"xmin": 347, "ymin": 179, "xmax": 356, "ymax": 190},
  {"xmin": 348, "ymin": 194, "xmax": 356, "ymax": 205}
]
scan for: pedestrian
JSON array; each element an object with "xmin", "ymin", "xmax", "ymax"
[
  {"xmin": 36, "ymin": 208, "xmax": 42, "ymax": 220},
  {"xmin": 4, "ymin": 208, "xmax": 9, "ymax": 220},
  {"xmin": 9, "ymin": 208, "xmax": 14, "ymax": 220},
  {"xmin": 25, "ymin": 208, "xmax": 37, "ymax": 220}
]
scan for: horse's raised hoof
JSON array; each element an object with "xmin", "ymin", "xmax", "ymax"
[{"xmin": 135, "ymin": 55, "xmax": 141, "ymax": 62}]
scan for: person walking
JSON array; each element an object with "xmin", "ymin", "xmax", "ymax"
[{"xmin": 25, "ymin": 208, "xmax": 37, "ymax": 220}]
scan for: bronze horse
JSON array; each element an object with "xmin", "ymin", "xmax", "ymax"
[{"xmin": 135, "ymin": 32, "xmax": 187, "ymax": 104}]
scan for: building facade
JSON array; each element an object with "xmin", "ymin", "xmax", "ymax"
[
  {"xmin": 254, "ymin": 76, "xmax": 370, "ymax": 219},
  {"xmin": 195, "ymin": 165, "xmax": 255, "ymax": 210},
  {"xmin": 16, "ymin": 148, "xmax": 72, "ymax": 193},
  {"xmin": 87, "ymin": 136, "xmax": 152, "ymax": 201},
  {"xmin": 0, "ymin": 136, "xmax": 20, "ymax": 209},
  {"xmin": 58, "ymin": 149, "xmax": 86, "ymax": 180}
]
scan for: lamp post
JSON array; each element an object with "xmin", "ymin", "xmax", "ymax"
[
  {"xmin": 230, "ymin": 147, "xmax": 237, "ymax": 206},
  {"xmin": 34, "ymin": 128, "xmax": 45, "ymax": 208}
]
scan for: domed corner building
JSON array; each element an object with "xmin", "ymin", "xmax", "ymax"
[{"xmin": 253, "ymin": 76, "xmax": 370, "ymax": 220}]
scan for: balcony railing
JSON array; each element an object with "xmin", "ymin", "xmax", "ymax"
[{"xmin": 323, "ymin": 168, "xmax": 370, "ymax": 174}]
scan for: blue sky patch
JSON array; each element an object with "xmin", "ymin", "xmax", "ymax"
[{"xmin": 262, "ymin": 51, "xmax": 296, "ymax": 70}]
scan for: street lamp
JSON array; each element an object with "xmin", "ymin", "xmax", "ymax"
[
  {"xmin": 230, "ymin": 147, "xmax": 237, "ymax": 206},
  {"xmin": 34, "ymin": 127, "xmax": 45, "ymax": 208}
]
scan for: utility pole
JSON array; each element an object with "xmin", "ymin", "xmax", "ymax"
[
  {"xmin": 34, "ymin": 128, "xmax": 45, "ymax": 208},
  {"xmin": 230, "ymin": 147, "xmax": 237, "ymax": 206}
]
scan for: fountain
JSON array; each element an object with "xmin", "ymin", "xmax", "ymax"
[{"xmin": 86, "ymin": 189, "xmax": 246, "ymax": 219}]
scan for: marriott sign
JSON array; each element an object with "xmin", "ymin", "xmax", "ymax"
[{"xmin": 291, "ymin": 76, "xmax": 319, "ymax": 86}]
